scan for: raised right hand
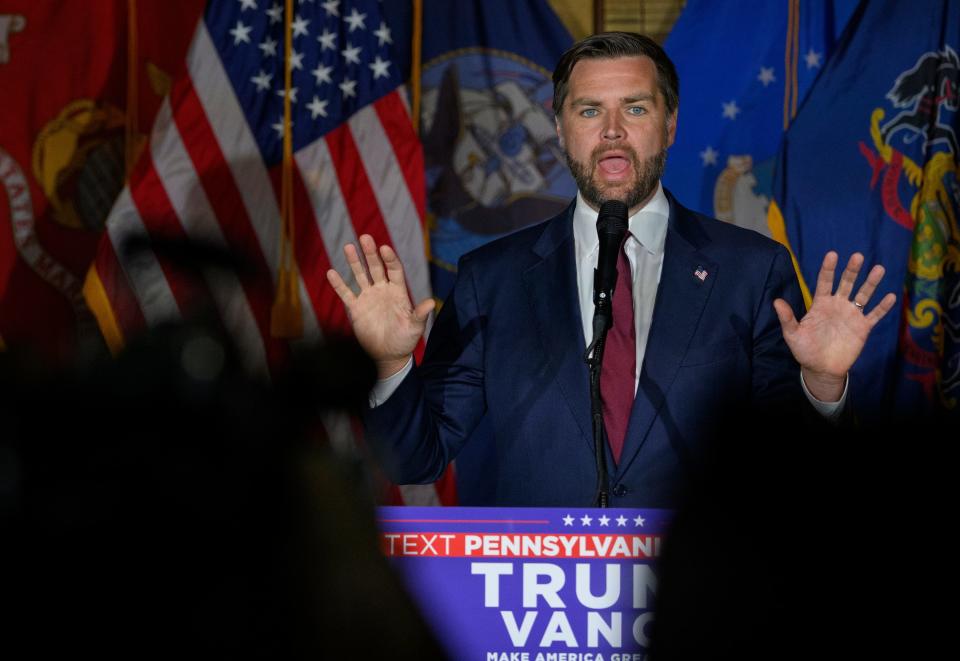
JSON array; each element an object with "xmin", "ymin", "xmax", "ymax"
[{"xmin": 326, "ymin": 234, "xmax": 435, "ymax": 379}]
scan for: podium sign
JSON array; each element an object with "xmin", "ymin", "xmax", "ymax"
[{"xmin": 377, "ymin": 507, "xmax": 671, "ymax": 660}]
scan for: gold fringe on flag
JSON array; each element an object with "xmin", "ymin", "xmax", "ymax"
[
  {"xmin": 83, "ymin": 267, "xmax": 126, "ymax": 355},
  {"xmin": 271, "ymin": 0, "xmax": 303, "ymax": 339},
  {"xmin": 767, "ymin": 200, "xmax": 813, "ymax": 310}
]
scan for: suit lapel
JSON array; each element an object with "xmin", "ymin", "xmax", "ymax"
[
  {"xmin": 615, "ymin": 198, "xmax": 718, "ymax": 477},
  {"xmin": 522, "ymin": 206, "xmax": 594, "ymax": 451}
]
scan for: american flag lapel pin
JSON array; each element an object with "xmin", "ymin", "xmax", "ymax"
[{"xmin": 694, "ymin": 266, "xmax": 708, "ymax": 282}]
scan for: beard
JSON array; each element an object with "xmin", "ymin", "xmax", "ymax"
[{"xmin": 564, "ymin": 141, "xmax": 667, "ymax": 211}]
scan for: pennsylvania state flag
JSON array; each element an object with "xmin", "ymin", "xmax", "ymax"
[{"xmin": 771, "ymin": 0, "xmax": 960, "ymax": 415}]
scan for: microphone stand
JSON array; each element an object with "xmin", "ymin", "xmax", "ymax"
[
  {"xmin": 583, "ymin": 200, "xmax": 628, "ymax": 509},
  {"xmin": 584, "ymin": 312, "xmax": 612, "ymax": 508}
]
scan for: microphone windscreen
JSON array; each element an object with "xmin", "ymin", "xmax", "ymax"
[
  {"xmin": 597, "ymin": 200, "xmax": 629, "ymax": 236},
  {"xmin": 594, "ymin": 200, "xmax": 629, "ymax": 307}
]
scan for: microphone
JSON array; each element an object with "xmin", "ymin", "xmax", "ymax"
[
  {"xmin": 585, "ymin": 199, "xmax": 629, "ymax": 508},
  {"xmin": 591, "ymin": 200, "xmax": 629, "ymax": 336}
]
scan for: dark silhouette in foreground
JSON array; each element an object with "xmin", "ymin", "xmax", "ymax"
[
  {"xmin": 0, "ymin": 237, "xmax": 445, "ymax": 659},
  {"xmin": 650, "ymin": 402, "xmax": 955, "ymax": 660}
]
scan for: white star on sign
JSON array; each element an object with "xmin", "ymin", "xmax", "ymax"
[
  {"xmin": 805, "ymin": 48, "xmax": 823, "ymax": 69},
  {"xmin": 369, "ymin": 56, "xmax": 391, "ymax": 79},
  {"xmin": 699, "ymin": 145, "xmax": 718, "ymax": 166},
  {"xmin": 238, "ymin": 0, "xmax": 257, "ymax": 11},
  {"xmin": 580, "ymin": 514, "xmax": 592, "ymax": 526},
  {"xmin": 722, "ymin": 100, "xmax": 741, "ymax": 120},
  {"xmin": 598, "ymin": 515, "xmax": 610, "ymax": 527},
  {"xmin": 341, "ymin": 42, "xmax": 362, "ymax": 65},
  {"xmin": 250, "ymin": 69, "xmax": 273, "ymax": 91},
  {"xmin": 321, "ymin": 0, "xmax": 339, "ymax": 17},
  {"xmin": 374, "ymin": 21, "xmax": 393, "ymax": 46},
  {"xmin": 317, "ymin": 29, "xmax": 337, "ymax": 51},
  {"xmin": 276, "ymin": 86, "xmax": 299, "ymax": 103},
  {"xmin": 344, "ymin": 8, "xmax": 367, "ymax": 32},
  {"xmin": 312, "ymin": 62, "xmax": 333, "ymax": 85},
  {"xmin": 339, "ymin": 77, "xmax": 357, "ymax": 99},
  {"xmin": 562, "ymin": 514, "xmax": 574, "ymax": 526},
  {"xmin": 229, "ymin": 21, "xmax": 252, "ymax": 45},
  {"xmin": 633, "ymin": 515, "xmax": 645, "ymax": 527},
  {"xmin": 758, "ymin": 66, "xmax": 776, "ymax": 87},
  {"xmin": 616, "ymin": 515, "xmax": 627, "ymax": 527},
  {"xmin": 258, "ymin": 37, "xmax": 278, "ymax": 58},
  {"xmin": 291, "ymin": 15, "xmax": 310, "ymax": 38},
  {"xmin": 266, "ymin": 3, "xmax": 282, "ymax": 23},
  {"xmin": 289, "ymin": 48, "xmax": 304, "ymax": 70},
  {"xmin": 307, "ymin": 96, "xmax": 328, "ymax": 119}
]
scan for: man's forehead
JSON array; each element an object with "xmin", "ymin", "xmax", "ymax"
[
  {"xmin": 566, "ymin": 56, "xmax": 660, "ymax": 98},
  {"xmin": 569, "ymin": 54, "xmax": 655, "ymax": 75},
  {"xmin": 568, "ymin": 56, "xmax": 657, "ymax": 86}
]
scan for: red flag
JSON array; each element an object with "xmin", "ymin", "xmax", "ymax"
[{"xmin": 0, "ymin": 0, "xmax": 203, "ymax": 362}]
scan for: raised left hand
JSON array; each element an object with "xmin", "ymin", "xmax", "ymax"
[{"xmin": 773, "ymin": 251, "xmax": 897, "ymax": 402}]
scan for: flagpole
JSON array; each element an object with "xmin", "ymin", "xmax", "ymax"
[
  {"xmin": 411, "ymin": 0, "xmax": 423, "ymax": 134},
  {"xmin": 593, "ymin": 0, "xmax": 604, "ymax": 32},
  {"xmin": 271, "ymin": 0, "xmax": 303, "ymax": 338},
  {"xmin": 783, "ymin": 0, "xmax": 799, "ymax": 130},
  {"xmin": 125, "ymin": 0, "xmax": 138, "ymax": 180}
]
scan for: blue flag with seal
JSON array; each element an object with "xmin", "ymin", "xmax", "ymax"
[
  {"xmin": 770, "ymin": 0, "xmax": 960, "ymax": 416},
  {"xmin": 662, "ymin": 0, "xmax": 857, "ymax": 232},
  {"xmin": 416, "ymin": 0, "xmax": 575, "ymax": 300}
]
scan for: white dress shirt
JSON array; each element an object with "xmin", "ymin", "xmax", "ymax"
[{"xmin": 573, "ymin": 185, "xmax": 669, "ymax": 394}]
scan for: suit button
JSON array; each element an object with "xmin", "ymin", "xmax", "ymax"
[{"xmin": 612, "ymin": 484, "xmax": 628, "ymax": 497}]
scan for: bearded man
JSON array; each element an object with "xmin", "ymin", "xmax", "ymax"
[{"xmin": 326, "ymin": 32, "xmax": 896, "ymax": 507}]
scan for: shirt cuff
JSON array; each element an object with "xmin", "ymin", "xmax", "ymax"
[
  {"xmin": 800, "ymin": 372, "xmax": 848, "ymax": 421},
  {"xmin": 369, "ymin": 356, "xmax": 414, "ymax": 408}
]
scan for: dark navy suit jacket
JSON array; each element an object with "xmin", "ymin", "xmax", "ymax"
[{"xmin": 364, "ymin": 192, "xmax": 806, "ymax": 507}]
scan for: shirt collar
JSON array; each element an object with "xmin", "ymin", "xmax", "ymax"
[{"xmin": 572, "ymin": 182, "xmax": 670, "ymax": 256}]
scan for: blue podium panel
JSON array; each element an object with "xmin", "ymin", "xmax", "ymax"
[{"xmin": 377, "ymin": 507, "xmax": 672, "ymax": 660}]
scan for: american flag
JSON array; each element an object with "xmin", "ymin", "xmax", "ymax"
[{"xmin": 84, "ymin": 0, "xmax": 453, "ymax": 505}]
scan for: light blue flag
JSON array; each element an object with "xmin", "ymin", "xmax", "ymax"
[{"xmin": 662, "ymin": 0, "xmax": 858, "ymax": 230}]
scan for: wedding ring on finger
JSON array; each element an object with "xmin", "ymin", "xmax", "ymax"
[{"xmin": 853, "ymin": 300, "xmax": 865, "ymax": 312}]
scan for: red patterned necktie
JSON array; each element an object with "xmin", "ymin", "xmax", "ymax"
[{"xmin": 601, "ymin": 237, "xmax": 636, "ymax": 463}]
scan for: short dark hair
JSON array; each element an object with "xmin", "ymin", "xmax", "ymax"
[{"xmin": 552, "ymin": 32, "xmax": 680, "ymax": 118}]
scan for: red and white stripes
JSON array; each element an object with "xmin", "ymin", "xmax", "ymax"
[{"xmin": 86, "ymin": 20, "xmax": 451, "ymax": 506}]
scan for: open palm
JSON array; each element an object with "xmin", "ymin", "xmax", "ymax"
[
  {"xmin": 326, "ymin": 234, "xmax": 435, "ymax": 378},
  {"xmin": 773, "ymin": 251, "xmax": 897, "ymax": 401}
]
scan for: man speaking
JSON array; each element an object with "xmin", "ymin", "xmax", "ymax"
[{"xmin": 326, "ymin": 32, "xmax": 896, "ymax": 507}]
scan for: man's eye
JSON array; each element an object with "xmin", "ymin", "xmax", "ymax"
[
  {"xmin": 627, "ymin": 106, "xmax": 646, "ymax": 116},
  {"xmin": 581, "ymin": 108, "xmax": 599, "ymax": 118}
]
